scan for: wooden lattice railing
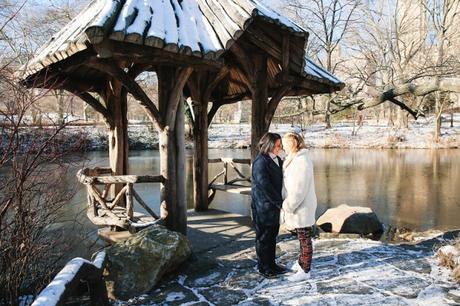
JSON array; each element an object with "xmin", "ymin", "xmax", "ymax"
[
  {"xmin": 77, "ymin": 167, "xmax": 163, "ymax": 232},
  {"xmin": 208, "ymin": 158, "xmax": 251, "ymax": 204}
]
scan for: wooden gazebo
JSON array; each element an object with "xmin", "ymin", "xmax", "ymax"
[{"xmin": 19, "ymin": 0, "xmax": 344, "ymax": 235}]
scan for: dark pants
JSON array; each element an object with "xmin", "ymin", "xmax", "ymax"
[
  {"xmin": 296, "ymin": 227, "xmax": 313, "ymax": 272},
  {"xmin": 254, "ymin": 222, "xmax": 280, "ymax": 272}
]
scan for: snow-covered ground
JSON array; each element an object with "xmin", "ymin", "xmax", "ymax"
[
  {"xmin": 209, "ymin": 114, "xmax": 460, "ymax": 149},
  {"xmin": 115, "ymin": 230, "xmax": 460, "ymax": 305}
]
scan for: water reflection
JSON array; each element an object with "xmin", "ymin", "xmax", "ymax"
[
  {"xmin": 310, "ymin": 149, "xmax": 460, "ymax": 230},
  {"xmin": 69, "ymin": 148, "xmax": 459, "ymax": 232}
]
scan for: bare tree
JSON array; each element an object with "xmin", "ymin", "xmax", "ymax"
[
  {"xmin": 423, "ymin": 0, "xmax": 460, "ymax": 140},
  {"xmin": 282, "ymin": 0, "xmax": 361, "ymax": 128},
  {"xmin": 342, "ymin": 0, "xmax": 460, "ymax": 138},
  {"xmin": 0, "ymin": 2, "xmax": 91, "ymax": 305}
]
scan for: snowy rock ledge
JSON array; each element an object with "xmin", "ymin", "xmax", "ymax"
[{"xmin": 114, "ymin": 230, "xmax": 460, "ymax": 305}]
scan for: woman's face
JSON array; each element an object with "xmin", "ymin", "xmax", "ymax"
[
  {"xmin": 272, "ymin": 139, "xmax": 283, "ymax": 155},
  {"xmin": 282, "ymin": 138, "xmax": 295, "ymax": 155}
]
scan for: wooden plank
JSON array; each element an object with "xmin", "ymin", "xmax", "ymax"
[
  {"xmin": 89, "ymin": 175, "xmax": 165, "ymax": 184},
  {"xmin": 210, "ymin": 184, "xmax": 251, "ymax": 195},
  {"xmin": 197, "ymin": 0, "xmax": 233, "ymax": 48},
  {"xmin": 98, "ymin": 227, "xmax": 132, "ymax": 244},
  {"xmin": 208, "ymin": 158, "xmax": 250, "ymax": 164}
]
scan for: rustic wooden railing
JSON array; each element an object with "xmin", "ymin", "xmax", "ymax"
[
  {"xmin": 32, "ymin": 251, "xmax": 108, "ymax": 306},
  {"xmin": 208, "ymin": 158, "xmax": 251, "ymax": 204},
  {"xmin": 77, "ymin": 167, "xmax": 163, "ymax": 232}
]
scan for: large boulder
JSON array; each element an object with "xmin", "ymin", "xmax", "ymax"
[
  {"xmin": 103, "ymin": 225, "xmax": 191, "ymax": 300},
  {"xmin": 317, "ymin": 204, "xmax": 383, "ymax": 235}
]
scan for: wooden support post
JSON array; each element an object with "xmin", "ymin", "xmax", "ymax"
[
  {"xmin": 175, "ymin": 98, "xmax": 187, "ymax": 233},
  {"xmin": 106, "ymin": 80, "xmax": 129, "ymax": 204},
  {"xmin": 251, "ymin": 53, "xmax": 268, "ymax": 161},
  {"xmin": 126, "ymin": 183, "xmax": 133, "ymax": 220},
  {"xmin": 192, "ymin": 99, "xmax": 209, "ymax": 211},
  {"xmin": 189, "ymin": 68, "xmax": 227, "ymax": 212},
  {"xmin": 158, "ymin": 66, "xmax": 192, "ymax": 234}
]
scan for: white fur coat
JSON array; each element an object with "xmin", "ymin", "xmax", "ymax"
[{"xmin": 281, "ymin": 149, "xmax": 317, "ymax": 228}]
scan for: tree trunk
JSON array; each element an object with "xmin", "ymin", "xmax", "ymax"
[
  {"xmin": 325, "ymin": 98, "xmax": 332, "ymax": 129},
  {"xmin": 434, "ymin": 92, "xmax": 442, "ymax": 142},
  {"xmin": 251, "ymin": 54, "xmax": 268, "ymax": 161},
  {"xmin": 57, "ymin": 89, "xmax": 65, "ymax": 127}
]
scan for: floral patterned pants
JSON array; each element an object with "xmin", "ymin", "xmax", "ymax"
[{"xmin": 296, "ymin": 227, "xmax": 313, "ymax": 272}]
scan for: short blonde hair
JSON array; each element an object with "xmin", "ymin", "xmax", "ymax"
[{"xmin": 283, "ymin": 132, "xmax": 307, "ymax": 153}]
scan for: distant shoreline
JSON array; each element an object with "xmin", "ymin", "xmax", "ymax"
[{"xmin": 2, "ymin": 116, "xmax": 459, "ymax": 152}]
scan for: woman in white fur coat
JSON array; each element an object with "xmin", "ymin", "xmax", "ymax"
[{"xmin": 281, "ymin": 132, "xmax": 317, "ymax": 282}]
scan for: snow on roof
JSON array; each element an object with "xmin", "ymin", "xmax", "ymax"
[
  {"xmin": 22, "ymin": 0, "xmax": 343, "ymax": 91},
  {"xmin": 22, "ymin": 0, "xmax": 307, "ymax": 77},
  {"xmin": 304, "ymin": 56, "xmax": 344, "ymax": 86}
]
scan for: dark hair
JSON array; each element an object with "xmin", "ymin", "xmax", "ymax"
[{"xmin": 258, "ymin": 132, "xmax": 281, "ymax": 155}]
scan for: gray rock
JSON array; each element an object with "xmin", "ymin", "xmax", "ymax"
[
  {"xmin": 317, "ymin": 204, "xmax": 383, "ymax": 235},
  {"xmin": 199, "ymin": 286, "xmax": 247, "ymax": 305},
  {"xmin": 447, "ymin": 289, "xmax": 460, "ymax": 304},
  {"xmin": 184, "ymin": 269, "xmax": 230, "ymax": 288},
  {"xmin": 336, "ymin": 251, "xmax": 375, "ymax": 266},
  {"xmin": 365, "ymin": 276, "xmax": 430, "ymax": 298},
  {"xmin": 103, "ymin": 225, "xmax": 191, "ymax": 300},
  {"xmin": 384, "ymin": 257, "xmax": 432, "ymax": 275},
  {"xmin": 316, "ymin": 278, "xmax": 376, "ymax": 295}
]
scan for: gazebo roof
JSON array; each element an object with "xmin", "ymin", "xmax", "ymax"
[{"xmin": 20, "ymin": 0, "xmax": 344, "ymax": 97}]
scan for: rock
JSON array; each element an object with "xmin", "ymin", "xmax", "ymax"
[
  {"xmin": 317, "ymin": 204, "xmax": 383, "ymax": 235},
  {"xmin": 103, "ymin": 225, "xmax": 191, "ymax": 300}
]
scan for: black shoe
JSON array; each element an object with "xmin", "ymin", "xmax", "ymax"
[
  {"xmin": 272, "ymin": 264, "xmax": 288, "ymax": 274},
  {"xmin": 258, "ymin": 269, "xmax": 278, "ymax": 279}
]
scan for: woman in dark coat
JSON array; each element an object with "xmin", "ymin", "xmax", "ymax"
[{"xmin": 251, "ymin": 132, "xmax": 287, "ymax": 278}]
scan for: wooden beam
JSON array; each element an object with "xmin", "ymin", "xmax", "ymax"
[
  {"xmin": 100, "ymin": 40, "xmax": 223, "ymax": 70},
  {"xmin": 70, "ymin": 90, "xmax": 114, "ymax": 128},
  {"xmin": 204, "ymin": 66, "xmax": 230, "ymax": 101},
  {"xmin": 207, "ymin": 102, "xmax": 222, "ymax": 126},
  {"xmin": 246, "ymin": 27, "xmax": 302, "ymax": 72},
  {"xmin": 276, "ymin": 73, "xmax": 331, "ymax": 93},
  {"xmin": 265, "ymin": 85, "xmax": 291, "ymax": 128},
  {"xmin": 89, "ymin": 59, "xmax": 164, "ymax": 130},
  {"xmin": 22, "ymin": 49, "xmax": 96, "ymax": 87},
  {"xmin": 229, "ymin": 43, "xmax": 255, "ymax": 87},
  {"xmin": 282, "ymin": 35, "xmax": 290, "ymax": 72},
  {"xmin": 166, "ymin": 67, "xmax": 193, "ymax": 128}
]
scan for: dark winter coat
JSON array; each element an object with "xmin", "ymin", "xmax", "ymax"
[{"xmin": 251, "ymin": 153, "xmax": 283, "ymax": 226}]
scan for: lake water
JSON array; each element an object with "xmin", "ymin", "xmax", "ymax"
[{"xmin": 66, "ymin": 148, "xmax": 460, "ymax": 234}]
